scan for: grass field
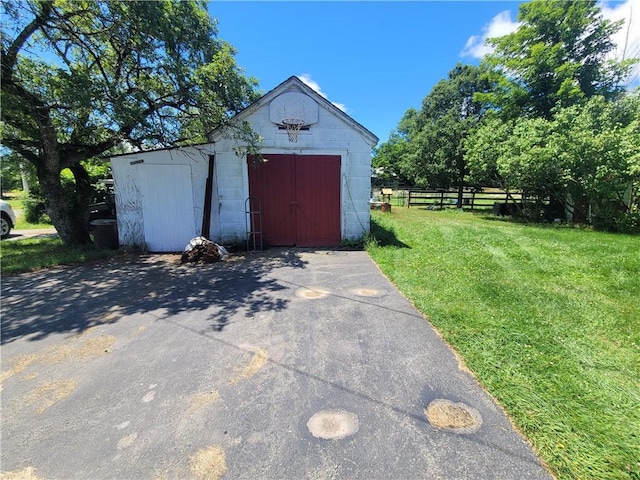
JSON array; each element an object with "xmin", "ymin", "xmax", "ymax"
[
  {"xmin": 3, "ymin": 196, "xmax": 52, "ymax": 230},
  {"xmin": 367, "ymin": 208, "xmax": 639, "ymax": 480},
  {"xmin": 1, "ymin": 237, "xmax": 121, "ymax": 275},
  {"xmin": 1, "ymin": 196, "xmax": 119, "ymax": 274}
]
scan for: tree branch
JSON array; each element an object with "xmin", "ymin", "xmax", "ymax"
[
  {"xmin": 1, "ymin": 138, "xmax": 42, "ymax": 165},
  {"xmin": 59, "ymin": 137, "xmax": 119, "ymax": 169},
  {"xmin": 1, "ymin": 2, "xmax": 52, "ymax": 80}
]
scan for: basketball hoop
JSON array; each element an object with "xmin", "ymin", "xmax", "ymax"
[{"xmin": 282, "ymin": 118, "xmax": 305, "ymax": 143}]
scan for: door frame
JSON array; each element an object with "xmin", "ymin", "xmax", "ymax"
[{"xmin": 246, "ymin": 151, "xmax": 345, "ymax": 246}]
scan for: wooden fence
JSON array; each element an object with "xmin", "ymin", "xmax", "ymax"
[{"xmin": 406, "ymin": 189, "xmax": 524, "ymax": 212}]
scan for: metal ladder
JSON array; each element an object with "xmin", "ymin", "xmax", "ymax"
[{"xmin": 245, "ymin": 197, "xmax": 263, "ymax": 251}]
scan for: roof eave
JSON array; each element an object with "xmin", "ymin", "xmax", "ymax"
[{"xmin": 208, "ymin": 76, "xmax": 379, "ymax": 147}]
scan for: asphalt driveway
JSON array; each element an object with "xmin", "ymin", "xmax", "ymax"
[
  {"xmin": 4, "ymin": 227, "xmax": 59, "ymax": 241},
  {"xmin": 1, "ymin": 250, "xmax": 552, "ymax": 480}
]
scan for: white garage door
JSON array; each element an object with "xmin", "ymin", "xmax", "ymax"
[{"xmin": 137, "ymin": 164, "xmax": 196, "ymax": 252}]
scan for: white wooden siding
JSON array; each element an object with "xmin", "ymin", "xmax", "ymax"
[
  {"xmin": 137, "ymin": 164, "xmax": 196, "ymax": 251},
  {"xmin": 109, "ymin": 78, "xmax": 377, "ymax": 251}
]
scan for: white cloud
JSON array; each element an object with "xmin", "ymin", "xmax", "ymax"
[
  {"xmin": 462, "ymin": 2, "xmax": 639, "ymax": 85},
  {"xmin": 297, "ymin": 73, "xmax": 348, "ymax": 112},
  {"xmin": 600, "ymin": 0, "xmax": 640, "ymax": 86},
  {"xmin": 461, "ymin": 10, "xmax": 520, "ymax": 59}
]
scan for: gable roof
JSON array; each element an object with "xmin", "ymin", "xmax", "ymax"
[{"xmin": 208, "ymin": 76, "xmax": 379, "ymax": 147}]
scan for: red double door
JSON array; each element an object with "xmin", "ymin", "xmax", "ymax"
[{"xmin": 247, "ymin": 154, "xmax": 341, "ymax": 247}]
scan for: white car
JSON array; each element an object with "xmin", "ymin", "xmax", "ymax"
[{"xmin": 1, "ymin": 199, "xmax": 17, "ymax": 239}]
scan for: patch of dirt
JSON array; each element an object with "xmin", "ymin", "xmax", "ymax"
[
  {"xmin": 450, "ymin": 348, "xmax": 474, "ymax": 375},
  {"xmin": 230, "ymin": 347, "xmax": 268, "ymax": 384},
  {"xmin": 189, "ymin": 445, "xmax": 227, "ymax": 480},
  {"xmin": 117, "ymin": 432, "xmax": 138, "ymax": 450},
  {"xmin": 295, "ymin": 287, "xmax": 330, "ymax": 300},
  {"xmin": 25, "ymin": 379, "xmax": 77, "ymax": 414},
  {"xmin": 1, "ymin": 336, "xmax": 115, "ymax": 386},
  {"xmin": 97, "ymin": 306, "xmax": 125, "ymax": 325},
  {"xmin": 307, "ymin": 410, "xmax": 359, "ymax": 440},
  {"xmin": 350, "ymin": 287, "xmax": 387, "ymax": 298},
  {"xmin": 44, "ymin": 344, "xmax": 75, "ymax": 364},
  {"xmin": 425, "ymin": 399, "xmax": 482, "ymax": 433},
  {"xmin": 1, "ymin": 353, "xmax": 38, "ymax": 385},
  {"xmin": 355, "ymin": 288, "xmax": 378, "ymax": 296},
  {"xmin": 74, "ymin": 336, "xmax": 115, "ymax": 357},
  {"xmin": 188, "ymin": 390, "xmax": 220, "ymax": 413},
  {"xmin": 0, "ymin": 467, "xmax": 44, "ymax": 480},
  {"xmin": 38, "ymin": 336, "xmax": 115, "ymax": 364},
  {"xmin": 73, "ymin": 326, "xmax": 97, "ymax": 337}
]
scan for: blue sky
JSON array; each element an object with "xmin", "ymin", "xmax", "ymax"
[{"xmin": 209, "ymin": 1, "xmax": 638, "ymax": 145}]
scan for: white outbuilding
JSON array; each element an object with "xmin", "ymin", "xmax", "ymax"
[{"xmin": 108, "ymin": 76, "xmax": 378, "ymax": 252}]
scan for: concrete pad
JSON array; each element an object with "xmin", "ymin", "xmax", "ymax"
[{"xmin": 1, "ymin": 250, "xmax": 552, "ymax": 479}]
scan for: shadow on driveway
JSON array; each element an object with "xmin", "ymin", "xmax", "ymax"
[
  {"xmin": 1, "ymin": 250, "xmax": 306, "ymax": 345},
  {"xmin": 1, "ymin": 249, "xmax": 553, "ymax": 480}
]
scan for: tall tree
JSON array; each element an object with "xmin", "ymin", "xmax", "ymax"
[
  {"xmin": 480, "ymin": 0, "xmax": 634, "ymax": 119},
  {"xmin": 371, "ymin": 131, "xmax": 411, "ymax": 187},
  {"xmin": 466, "ymin": 92, "xmax": 640, "ymax": 228},
  {"xmin": 405, "ymin": 63, "xmax": 492, "ymax": 204},
  {"xmin": 1, "ymin": 0, "xmax": 258, "ymax": 245},
  {"xmin": 371, "ymin": 108, "xmax": 420, "ymax": 187}
]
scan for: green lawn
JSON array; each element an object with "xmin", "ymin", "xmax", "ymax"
[
  {"xmin": 1, "ymin": 237, "xmax": 121, "ymax": 274},
  {"xmin": 367, "ymin": 208, "xmax": 639, "ymax": 480},
  {"xmin": 3, "ymin": 196, "xmax": 52, "ymax": 230}
]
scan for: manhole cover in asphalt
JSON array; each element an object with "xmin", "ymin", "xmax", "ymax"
[
  {"xmin": 295, "ymin": 287, "xmax": 330, "ymax": 300},
  {"xmin": 307, "ymin": 410, "xmax": 359, "ymax": 440},
  {"xmin": 350, "ymin": 287, "xmax": 387, "ymax": 297},
  {"xmin": 425, "ymin": 399, "xmax": 482, "ymax": 434}
]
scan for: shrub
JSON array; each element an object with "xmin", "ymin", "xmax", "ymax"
[
  {"xmin": 616, "ymin": 206, "xmax": 640, "ymax": 234},
  {"xmin": 22, "ymin": 196, "xmax": 49, "ymax": 224}
]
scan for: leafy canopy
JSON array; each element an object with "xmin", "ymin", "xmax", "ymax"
[
  {"xmin": 465, "ymin": 91, "xmax": 640, "ymax": 227},
  {"xmin": 1, "ymin": 0, "xmax": 258, "ymax": 244},
  {"xmin": 480, "ymin": 0, "xmax": 633, "ymax": 119},
  {"xmin": 1, "ymin": 0, "xmax": 258, "ymax": 162},
  {"xmin": 373, "ymin": 64, "xmax": 492, "ymax": 189}
]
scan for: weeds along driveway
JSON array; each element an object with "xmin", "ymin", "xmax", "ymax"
[{"xmin": 1, "ymin": 250, "xmax": 552, "ymax": 480}]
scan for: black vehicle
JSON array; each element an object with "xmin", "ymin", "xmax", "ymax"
[{"xmin": 89, "ymin": 179, "xmax": 116, "ymax": 222}]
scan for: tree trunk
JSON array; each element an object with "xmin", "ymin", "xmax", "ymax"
[
  {"xmin": 32, "ymin": 102, "xmax": 94, "ymax": 246},
  {"xmin": 69, "ymin": 163, "xmax": 94, "ymax": 231},
  {"xmin": 456, "ymin": 149, "xmax": 467, "ymax": 208},
  {"xmin": 37, "ymin": 165, "xmax": 93, "ymax": 246},
  {"xmin": 457, "ymin": 160, "xmax": 466, "ymax": 208},
  {"xmin": 19, "ymin": 162, "xmax": 30, "ymax": 194}
]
